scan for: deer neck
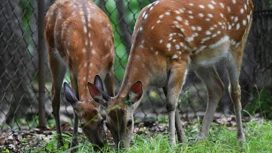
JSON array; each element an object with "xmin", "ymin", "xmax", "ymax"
[
  {"xmin": 72, "ymin": 64, "xmax": 100, "ymax": 101},
  {"xmin": 117, "ymin": 51, "xmax": 151, "ymax": 98}
]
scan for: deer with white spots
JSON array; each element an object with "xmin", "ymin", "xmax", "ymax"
[
  {"xmin": 44, "ymin": 0, "xmax": 114, "ymax": 150},
  {"xmin": 91, "ymin": 0, "xmax": 253, "ymax": 148}
]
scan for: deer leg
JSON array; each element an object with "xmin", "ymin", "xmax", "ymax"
[
  {"xmin": 163, "ymin": 87, "xmax": 187, "ymax": 144},
  {"xmin": 163, "ymin": 87, "xmax": 187, "ymax": 143},
  {"xmin": 71, "ymin": 113, "xmax": 79, "ymax": 151},
  {"xmin": 69, "ymin": 74, "xmax": 79, "ymax": 150},
  {"xmin": 175, "ymin": 110, "xmax": 187, "ymax": 143},
  {"xmin": 165, "ymin": 62, "xmax": 188, "ymax": 145},
  {"xmin": 196, "ymin": 66, "xmax": 224, "ymax": 140},
  {"xmin": 228, "ymin": 45, "xmax": 246, "ymax": 142},
  {"xmin": 49, "ymin": 48, "xmax": 66, "ymax": 147}
]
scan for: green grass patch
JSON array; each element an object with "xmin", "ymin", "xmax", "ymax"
[{"xmin": 7, "ymin": 119, "xmax": 268, "ymax": 153}]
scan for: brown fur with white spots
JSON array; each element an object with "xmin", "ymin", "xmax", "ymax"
[
  {"xmin": 92, "ymin": 0, "xmax": 254, "ymax": 148},
  {"xmin": 44, "ymin": 0, "xmax": 114, "ymax": 150}
]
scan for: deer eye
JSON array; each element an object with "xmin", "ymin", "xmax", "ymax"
[{"xmin": 127, "ymin": 119, "xmax": 132, "ymax": 127}]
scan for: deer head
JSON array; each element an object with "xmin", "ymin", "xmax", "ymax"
[
  {"xmin": 89, "ymin": 76, "xmax": 142, "ymax": 148},
  {"xmin": 64, "ymin": 76, "xmax": 108, "ymax": 149}
]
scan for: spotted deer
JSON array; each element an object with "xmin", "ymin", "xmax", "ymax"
[
  {"xmin": 44, "ymin": 0, "xmax": 114, "ymax": 149},
  {"xmin": 91, "ymin": 0, "xmax": 254, "ymax": 148}
]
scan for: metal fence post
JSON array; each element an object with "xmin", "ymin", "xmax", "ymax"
[{"xmin": 38, "ymin": 0, "xmax": 46, "ymax": 128}]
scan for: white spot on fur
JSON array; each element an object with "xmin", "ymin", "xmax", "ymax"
[
  {"xmin": 199, "ymin": 5, "xmax": 205, "ymax": 9},
  {"xmin": 228, "ymin": 24, "xmax": 232, "ymax": 30},
  {"xmin": 184, "ymin": 20, "xmax": 189, "ymax": 25},
  {"xmin": 227, "ymin": 6, "xmax": 231, "ymax": 12},
  {"xmin": 166, "ymin": 43, "xmax": 171, "ymax": 51},
  {"xmin": 172, "ymin": 54, "xmax": 178, "ymax": 59},
  {"xmin": 144, "ymin": 14, "xmax": 148, "ymax": 19},
  {"xmin": 191, "ymin": 26, "xmax": 196, "ymax": 31},
  {"xmin": 84, "ymin": 26, "xmax": 87, "ymax": 34},
  {"xmin": 247, "ymin": 15, "xmax": 251, "ymax": 22},
  {"xmin": 206, "ymin": 31, "xmax": 212, "ymax": 35},
  {"xmin": 212, "ymin": 34, "xmax": 217, "ymax": 38},
  {"xmin": 207, "ymin": 13, "xmax": 213, "ymax": 18},
  {"xmin": 242, "ymin": 20, "xmax": 247, "ymax": 26},
  {"xmin": 234, "ymin": 17, "xmax": 239, "ymax": 23},
  {"xmin": 159, "ymin": 40, "xmax": 163, "ymax": 44},
  {"xmin": 176, "ymin": 16, "xmax": 182, "ymax": 21},
  {"xmin": 208, "ymin": 4, "xmax": 214, "ymax": 9},
  {"xmin": 175, "ymin": 44, "xmax": 180, "ymax": 50},
  {"xmin": 219, "ymin": 3, "xmax": 225, "ymax": 8},
  {"xmin": 236, "ymin": 23, "xmax": 240, "ymax": 30},
  {"xmin": 197, "ymin": 26, "xmax": 202, "ymax": 31},
  {"xmin": 159, "ymin": 14, "xmax": 164, "ymax": 19},
  {"xmin": 82, "ymin": 48, "xmax": 86, "ymax": 53},
  {"xmin": 175, "ymin": 10, "xmax": 181, "ymax": 14}
]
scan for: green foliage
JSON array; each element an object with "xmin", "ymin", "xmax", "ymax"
[
  {"xmin": 19, "ymin": 0, "xmax": 34, "ymax": 27},
  {"xmin": 157, "ymin": 116, "xmax": 168, "ymax": 123},
  {"xmin": 244, "ymin": 120, "xmax": 272, "ymax": 152},
  {"xmin": 0, "ymin": 148, "xmax": 10, "ymax": 153},
  {"xmin": 244, "ymin": 88, "xmax": 272, "ymax": 119},
  {"xmin": 19, "ymin": 0, "xmax": 35, "ymax": 52}
]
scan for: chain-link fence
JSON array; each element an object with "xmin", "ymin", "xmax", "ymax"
[{"xmin": 0, "ymin": 0, "xmax": 271, "ymax": 147}]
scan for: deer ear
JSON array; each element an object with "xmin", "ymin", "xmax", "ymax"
[
  {"xmin": 127, "ymin": 81, "xmax": 143, "ymax": 104},
  {"xmin": 64, "ymin": 82, "xmax": 79, "ymax": 105},
  {"xmin": 88, "ymin": 82, "xmax": 103, "ymax": 103},
  {"xmin": 94, "ymin": 75, "xmax": 104, "ymax": 91}
]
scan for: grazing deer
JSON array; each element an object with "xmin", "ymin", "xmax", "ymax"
[
  {"xmin": 44, "ymin": 0, "xmax": 114, "ymax": 149},
  {"xmin": 91, "ymin": 0, "xmax": 254, "ymax": 148}
]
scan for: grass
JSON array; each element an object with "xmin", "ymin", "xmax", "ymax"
[
  {"xmin": 125, "ymin": 120, "xmax": 272, "ymax": 153},
  {"xmin": 14, "ymin": 119, "xmax": 270, "ymax": 153}
]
